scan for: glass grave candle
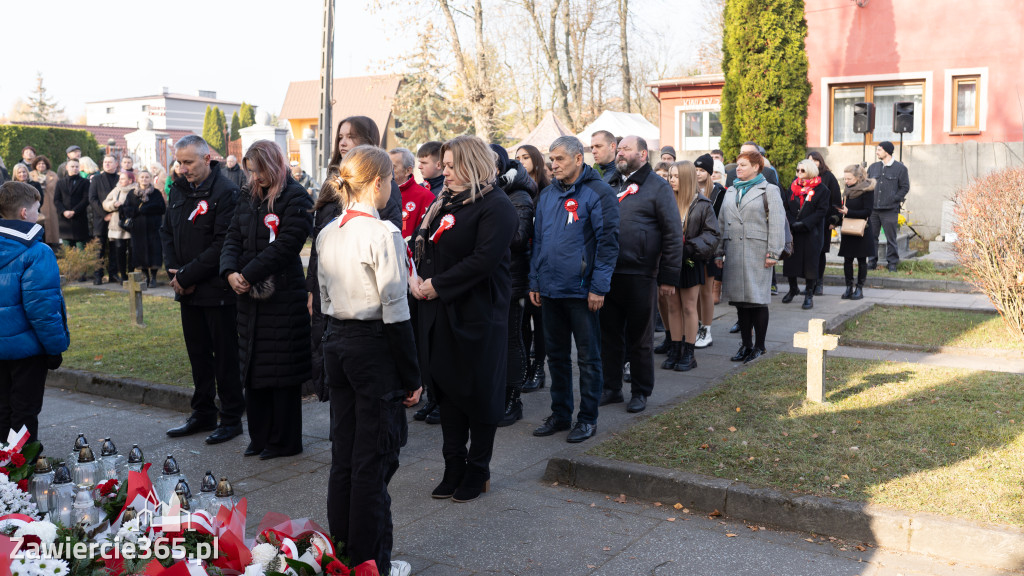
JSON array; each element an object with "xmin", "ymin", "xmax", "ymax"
[
  {"xmin": 47, "ymin": 463, "xmax": 75, "ymax": 527},
  {"xmin": 28, "ymin": 457, "xmax": 53, "ymax": 514}
]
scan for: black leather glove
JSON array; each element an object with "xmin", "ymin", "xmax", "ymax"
[
  {"xmin": 46, "ymin": 354, "xmax": 63, "ymax": 370},
  {"xmin": 790, "ymin": 221, "xmax": 808, "ymax": 233}
]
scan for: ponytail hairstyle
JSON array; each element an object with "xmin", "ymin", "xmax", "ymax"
[
  {"xmin": 316, "ymin": 145, "xmax": 391, "ymax": 211},
  {"xmin": 243, "ymin": 140, "xmax": 289, "ymax": 210}
]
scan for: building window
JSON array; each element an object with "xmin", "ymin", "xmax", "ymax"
[
  {"xmin": 952, "ymin": 75, "xmax": 980, "ymax": 132},
  {"xmin": 142, "ymin": 105, "xmax": 149, "ymax": 112},
  {"xmin": 683, "ymin": 112, "xmax": 703, "ymax": 137},
  {"xmin": 106, "ymin": 107, "xmax": 114, "ymax": 114},
  {"xmin": 830, "ymin": 81, "xmax": 925, "ymax": 144},
  {"xmin": 708, "ymin": 112, "xmax": 722, "ymax": 137}
]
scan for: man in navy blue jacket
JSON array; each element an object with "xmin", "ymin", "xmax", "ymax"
[
  {"xmin": 0, "ymin": 182, "xmax": 70, "ymax": 442},
  {"xmin": 529, "ymin": 136, "xmax": 619, "ymax": 443}
]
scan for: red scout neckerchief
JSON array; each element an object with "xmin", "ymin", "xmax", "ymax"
[
  {"xmin": 264, "ymin": 214, "xmax": 280, "ymax": 243},
  {"xmin": 617, "ymin": 183, "xmax": 639, "ymax": 202},
  {"xmin": 338, "ymin": 209, "xmax": 418, "ymax": 278},
  {"xmin": 564, "ymin": 199, "xmax": 579, "ymax": 224},
  {"xmin": 430, "ymin": 214, "xmax": 455, "ymax": 243},
  {"xmin": 188, "ymin": 200, "xmax": 208, "ymax": 222},
  {"xmin": 338, "ymin": 209, "xmax": 374, "ymax": 227}
]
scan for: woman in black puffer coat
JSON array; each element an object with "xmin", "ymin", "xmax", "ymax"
[
  {"xmin": 808, "ymin": 151, "xmax": 842, "ymax": 296},
  {"xmin": 123, "ymin": 170, "xmax": 166, "ymax": 287},
  {"xmin": 491, "ymin": 144, "xmax": 535, "ymax": 427},
  {"xmin": 221, "ymin": 140, "xmax": 313, "ymax": 460}
]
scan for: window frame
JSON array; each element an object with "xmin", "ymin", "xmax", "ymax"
[
  {"xmin": 951, "ymin": 75, "xmax": 981, "ymax": 133},
  {"xmin": 828, "ymin": 80, "xmax": 926, "ymax": 146}
]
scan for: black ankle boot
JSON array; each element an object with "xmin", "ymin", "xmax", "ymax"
[
  {"xmin": 654, "ymin": 330, "xmax": 672, "ymax": 354},
  {"xmin": 802, "ymin": 291, "xmax": 814, "ymax": 309},
  {"xmin": 782, "ymin": 279, "xmax": 800, "ymax": 303},
  {"xmin": 851, "ymin": 282, "xmax": 864, "ymax": 300},
  {"xmin": 497, "ymin": 387, "xmax": 523, "ymax": 427},
  {"xmin": 432, "ymin": 459, "xmax": 467, "ymax": 499},
  {"xmin": 522, "ymin": 358, "xmax": 546, "ymax": 392},
  {"xmin": 452, "ymin": 468, "xmax": 490, "ymax": 503},
  {"xmin": 414, "ymin": 399, "xmax": 437, "ymax": 421},
  {"xmin": 841, "ymin": 281, "xmax": 853, "ymax": 299},
  {"xmin": 661, "ymin": 341, "xmax": 681, "ymax": 369},
  {"xmin": 674, "ymin": 340, "xmax": 697, "ymax": 372}
]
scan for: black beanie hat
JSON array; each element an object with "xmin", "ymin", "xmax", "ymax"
[
  {"xmin": 694, "ymin": 154, "xmax": 714, "ymax": 175},
  {"xmin": 879, "ymin": 141, "xmax": 895, "ymax": 156}
]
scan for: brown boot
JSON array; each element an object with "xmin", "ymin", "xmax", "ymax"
[{"xmin": 713, "ymin": 279, "xmax": 722, "ymax": 305}]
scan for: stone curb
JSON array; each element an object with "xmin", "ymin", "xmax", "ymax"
[
  {"xmin": 545, "ymin": 455, "xmax": 1024, "ymax": 571},
  {"xmin": 46, "ymin": 368, "xmax": 191, "ymax": 413},
  {"xmin": 820, "ymin": 274, "xmax": 977, "ymax": 293}
]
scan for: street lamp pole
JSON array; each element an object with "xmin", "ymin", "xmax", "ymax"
[{"xmin": 316, "ymin": 0, "xmax": 335, "ymax": 182}]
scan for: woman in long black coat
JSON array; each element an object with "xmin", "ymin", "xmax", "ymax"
[
  {"xmin": 123, "ymin": 170, "xmax": 166, "ymax": 287},
  {"xmin": 221, "ymin": 140, "xmax": 313, "ymax": 460},
  {"xmin": 412, "ymin": 135, "xmax": 517, "ymax": 502},
  {"xmin": 53, "ymin": 159, "xmax": 91, "ymax": 247},
  {"xmin": 781, "ymin": 159, "xmax": 830, "ymax": 309},
  {"xmin": 808, "ymin": 151, "xmax": 842, "ymax": 295},
  {"xmin": 838, "ymin": 164, "xmax": 876, "ymax": 300}
]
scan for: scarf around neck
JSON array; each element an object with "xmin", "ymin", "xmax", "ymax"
[
  {"xmin": 413, "ymin": 183, "xmax": 493, "ymax": 266},
  {"xmin": 790, "ymin": 176, "xmax": 821, "ymax": 208},
  {"xmin": 733, "ymin": 174, "xmax": 765, "ymax": 205},
  {"xmin": 843, "ymin": 178, "xmax": 875, "ymax": 200}
]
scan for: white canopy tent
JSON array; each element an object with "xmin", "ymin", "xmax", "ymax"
[{"xmin": 575, "ymin": 110, "xmax": 660, "ymax": 151}]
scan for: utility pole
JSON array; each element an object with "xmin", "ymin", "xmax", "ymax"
[{"xmin": 316, "ymin": 0, "xmax": 335, "ymax": 182}]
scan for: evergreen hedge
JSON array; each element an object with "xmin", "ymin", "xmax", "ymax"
[
  {"xmin": 0, "ymin": 125, "xmax": 103, "ymax": 171},
  {"xmin": 719, "ymin": 0, "xmax": 811, "ymax": 186}
]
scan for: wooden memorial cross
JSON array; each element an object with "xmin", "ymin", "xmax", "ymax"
[
  {"xmin": 793, "ymin": 319, "xmax": 839, "ymax": 403},
  {"xmin": 123, "ymin": 271, "xmax": 147, "ymax": 328}
]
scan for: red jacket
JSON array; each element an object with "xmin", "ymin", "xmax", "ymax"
[{"xmin": 399, "ymin": 177, "xmax": 435, "ymax": 239}]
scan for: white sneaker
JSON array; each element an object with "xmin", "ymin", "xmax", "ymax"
[
  {"xmin": 695, "ymin": 325, "xmax": 712, "ymax": 348},
  {"xmin": 389, "ymin": 560, "xmax": 412, "ymax": 576}
]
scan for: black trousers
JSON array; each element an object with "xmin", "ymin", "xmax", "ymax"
[
  {"xmin": 437, "ymin": 385, "xmax": 496, "ymax": 476},
  {"xmin": 601, "ymin": 273, "xmax": 657, "ymax": 397},
  {"xmin": 108, "ymin": 238, "xmax": 129, "ymax": 279},
  {"xmin": 246, "ymin": 385, "xmax": 302, "ymax": 454},
  {"xmin": 506, "ymin": 298, "xmax": 526, "ymax": 396},
  {"xmin": 323, "ymin": 318, "xmax": 405, "ymax": 571},
  {"xmin": 522, "ymin": 299, "xmax": 545, "ymax": 361},
  {"xmin": 0, "ymin": 356, "xmax": 47, "ymax": 443},
  {"xmin": 180, "ymin": 303, "xmax": 245, "ymax": 425}
]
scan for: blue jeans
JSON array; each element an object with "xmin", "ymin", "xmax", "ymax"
[{"xmin": 541, "ymin": 297, "xmax": 603, "ymax": 425}]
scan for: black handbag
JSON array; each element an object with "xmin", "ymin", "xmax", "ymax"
[{"xmin": 762, "ymin": 191, "xmax": 793, "ymax": 259}]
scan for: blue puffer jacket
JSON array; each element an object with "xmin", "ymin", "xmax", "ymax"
[
  {"xmin": 0, "ymin": 219, "xmax": 69, "ymax": 360},
  {"xmin": 529, "ymin": 164, "xmax": 619, "ymax": 298}
]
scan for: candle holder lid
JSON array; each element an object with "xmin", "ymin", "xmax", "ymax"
[
  {"xmin": 52, "ymin": 462, "xmax": 72, "ymax": 484},
  {"xmin": 77, "ymin": 445, "xmax": 96, "ymax": 463},
  {"xmin": 34, "ymin": 456, "xmax": 52, "ymax": 474},
  {"xmin": 200, "ymin": 471, "xmax": 217, "ymax": 493},
  {"xmin": 101, "ymin": 438, "xmax": 118, "ymax": 457},
  {"xmin": 215, "ymin": 477, "xmax": 233, "ymax": 497},
  {"xmin": 128, "ymin": 444, "xmax": 144, "ymax": 464},
  {"xmin": 174, "ymin": 488, "xmax": 191, "ymax": 511},
  {"xmin": 72, "ymin": 433, "xmax": 88, "ymax": 451},
  {"xmin": 174, "ymin": 478, "xmax": 193, "ymax": 500},
  {"xmin": 122, "ymin": 508, "xmax": 138, "ymax": 523},
  {"xmin": 162, "ymin": 455, "xmax": 179, "ymax": 475},
  {"xmin": 73, "ymin": 487, "xmax": 92, "ymax": 506}
]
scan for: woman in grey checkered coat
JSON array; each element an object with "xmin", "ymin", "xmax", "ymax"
[{"xmin": 714, "ymin": 150, "xmax": 787, "ymax": 364}]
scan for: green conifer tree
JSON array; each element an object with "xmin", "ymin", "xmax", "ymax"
[
  {"xmin": 201, "ymin": 105, "xmax": 217, "ymax": 150},
  {"xmin": 203, "ymin": 106, "xmax": 227, "ymax": 156},
  {"xmin": 239, "ymin": 102, "xmax": 256, "ymax": 129},
  {"xmin": 719, "ymin": 0, "xmax": 810, "ymax": 185},
  {"xmin": 230, "ymin": 111, "xmax": 241, "ymax": 141}
]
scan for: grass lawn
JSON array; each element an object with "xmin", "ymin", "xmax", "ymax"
[
  {"xmin": 841, "ymin": 305, "xmax": 1023, "ymax": 351},
  {"xmin": 591, "ymin": 354, "xmax": 1024, "ymax": 526},
  {"xmin": 819, "ymin": 260, "xmax": 969, "ymax": 282},
  {"xmin": 62, "ymin": 287, "xmax": 193, "ymax": 387}
]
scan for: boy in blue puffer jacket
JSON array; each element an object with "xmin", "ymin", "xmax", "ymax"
[{"xmin": 0, "ymin": 182, "xmax": 70, "ymax": 442}]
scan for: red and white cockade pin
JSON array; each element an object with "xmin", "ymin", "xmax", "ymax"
[
  {"xmin": 564, "ymin": 198, "xmax": 579, "ymax": 224},
  {"xmin": 430, "ymin": 214, "xmax": 455, "ymax": 243},
  {"xmin": 264, "ymin": 213, "xmax": 280, "ymax": 243},
  {"xmin": 402, "ymin": 211, "xmax": 409, "ymax": 222},
  {"xmin": 188, "ymin": 200, "xmax": 209, "ymax": 222},
  {"xmin": 617, "ymin": 183, "xmax": 639, "ymax": 202}
]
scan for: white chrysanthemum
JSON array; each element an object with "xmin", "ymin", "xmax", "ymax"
[
  {"xmin": 15, "ymin": 521, "xmax": 57, "ymax": 545},
  {"xmin": 250, "ymin": 543, "xmax": 278, "ymax": 568},
  {"xmin": 34, "ymin": 559, "xmax": 67, "ymax": 576},
  {"xmin": 116, "ymin": 518, "xmax": 142, "ymax": 544},
  {"xmin": 10, "ymin": 557, "xmax": 66, "ymax": 576},
  {"xmin": 0, "ymin": 475, "xmax": 38, "ymax": 519}
]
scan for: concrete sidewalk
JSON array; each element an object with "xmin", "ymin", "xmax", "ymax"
[{"xmin": 39, "ymin": 285, "xmax": 1020, "ymax": 575}]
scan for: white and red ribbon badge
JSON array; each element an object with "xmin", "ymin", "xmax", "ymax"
[
  {"xmin": 617, "ymin": 183, "xmax": 639, "ymax": 202},
  {"xmin": 430, "ymin": 214, "xmax": 455, "ymax": 243},
  {"xmin": 264, "ymin": 213, "xmax": 280, "ymax": 243},
  {"xmin": 565, "ymin": 198, "xmax": 579, "ymax": 224},
  {"xmin": 188, "ymin": 200, "xmax": 209, "ymax": 222}
]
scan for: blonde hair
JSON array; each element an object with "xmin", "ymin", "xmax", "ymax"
[
  {"xmin": 317, "ymin": 145, "xmax": 392, "ymax": 211},
  {"xmin": 79, "ymin": 156, "xmax": 99, "ymax": 175},
  {"xmin": 243, "ymin": 140, "xmax": 289, "ymax": 210},
  {"xmin": 843, "ymin": 164, "xmax": 867, "ymax": 182},
  {"xmin": 671, "ymin": 160, "xmax": 698, "ymax": 217},
  {"xmin": 797, "ymin": 158, "xmax": 819, "ymax": 179},
  {"xmin": 440, "ymin": 135, "xmax": 497, "ymax": 202}
]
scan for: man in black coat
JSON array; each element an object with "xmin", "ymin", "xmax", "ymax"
[
  {"xmin": 601, "ymin": 136, "xmax": 684, "ymax": 414},
  {"xmin": 590, "ymin": 130, "xmax": 619, "ymax": 185},
  {"xmin": 159, "ymin": 135, "xmax": 245, "ymax": 445},
  {"xmin": 220, "ymin": 155, "xmax": 247, "ymax": 190},
  {"xmin": 87, "ymin": 155, "xmax": 119, "ymax": 284},
  {"xmin": 866, "ymin": 141, "xmax": 910, "ymax": 271}
]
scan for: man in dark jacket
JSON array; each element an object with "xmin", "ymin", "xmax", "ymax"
[
  {"xmin": 530, "ymin": 136, "xmax": 619, "ymax": 443},
  {"xmin": 0, "ymin": 182, "xmax": 70, "ymax": 442},
  {"xmin": 220, "ymin": 155, "xmax": 247, "ymax": 190},
  {"xmin": 55, "ymin": 145, "xmax": 82, "ymax": 184},
  {"xmin": 726, "ymin": 141, "xmax": 781, "ymax": 189},
  {"xmin": 416, "ymin": 141, "xmax": 445, "ymax": 196},
  {"xmin": 160, "ymin": 135, "xmax": 244, "ymax": 445},
  {"xmin": 88, "ymin": 155, "xmax": 119, "ymax": 284},
  {"xmin": 866, "ymin": 141, "xmax": 910, "ymax": 271},
  {"xmin": 590, "ymin": 130, "xmax": 619, "ymax": 185},
  {"xmin": 601, "ymin": 136, "xmax": 683, "ymax": 414}
]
